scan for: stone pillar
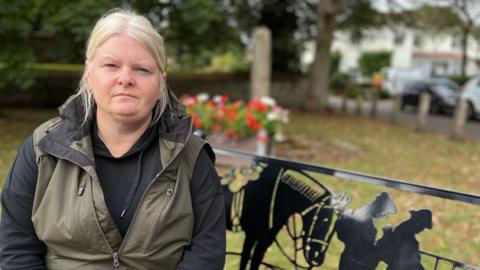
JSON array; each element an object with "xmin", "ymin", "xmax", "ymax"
[
  {"xmin": 341, "ymin": 92, "xmax": 348, "ymax": 113},
  {"xmin": 355, "ymin": 95, "xmax": 363, "ymax": 115},
  {"xmin": 370, "ymin": 88, "xmax": 379, "ymax": 118},
  {"xmin": 390, "ymin": 95, "xmax": 402, "ymax": 123},
  {"xmin": 451, "ymin": 99, "xmax": 468, "ymax": 140},
  {"xmin": 250, "ymin": 27, "xmax": 272, "ymax": 99},
  {"xmin": 416, "ymin": 92, "xmax": 431, "ymax": 131}
]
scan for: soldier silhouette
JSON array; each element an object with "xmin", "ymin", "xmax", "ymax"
[
  {"xmin": 377, "ymin": 209, "xmax": 433, "ymax": 270},
  {"xmin": 336, "ymin": 192, "xmax": 397, "ymax": 270}
]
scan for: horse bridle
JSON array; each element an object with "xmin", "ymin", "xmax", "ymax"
[{"xmin": 299, "ymin": 195, "xmax": 336, "ymax": 266}]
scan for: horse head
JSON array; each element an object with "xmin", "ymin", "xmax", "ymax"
[{"xmin": 300, "ymin": 195, "xmax": 336, "ymax": 267}]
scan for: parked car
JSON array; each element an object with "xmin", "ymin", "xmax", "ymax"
[
  {"xmin": 401, "ymin": 78, "xmax": 460, "ymax": 115},
  {"xmin": 460, "ymin": 77, "xmax": 480, "ymax": 119},
  {"xmin": 382, "ymin": 66, "xmax": 431, "ymax": 96}
]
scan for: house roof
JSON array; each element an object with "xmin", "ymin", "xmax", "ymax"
[{"xmin": 412, "ymin": 51, "xmax": 464, "ymax": 60}]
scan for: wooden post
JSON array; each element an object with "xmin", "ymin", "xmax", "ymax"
[
  {"xmin": 341, "ymin": 91, "xmax": 348, "ymax": 113},
  {"xmin": 391, "ymin": 95, "xmax": 402, "ymax": 123},
  {"xmin": 250, "ymin": 27, "xmax": 272, "ymax": 99},
  {"xmin": 370, "ymin": 88, "xmax": 378, "ymax": 118},
  {"xmin": 355, "ymin": 94, "xmax": 363, "ymax": 115},
  {"xmin": 416, "ymin": 92, "xmax": 431, "ymax": 131},
  {"xmin": 451, "ymin": 99, "xmax": 468, "ymax": 140}
]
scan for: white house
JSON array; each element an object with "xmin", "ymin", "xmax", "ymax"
[{"xmin": 303, "ymin": 27, "xmax": 480, "ymax": 77}]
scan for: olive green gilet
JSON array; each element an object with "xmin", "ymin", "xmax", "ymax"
[{"xmin": 31, "ymin": 117, "xmax": 205, "ymax": 270}]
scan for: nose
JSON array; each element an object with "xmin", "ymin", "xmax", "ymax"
[{"xmin": 118, "ymin": 68, "xmax": 135, "ymax": 87}]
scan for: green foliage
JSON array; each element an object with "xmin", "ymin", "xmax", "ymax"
[
  {"xmin": 329, "ymin": 51, "xmax": 341, "ymax": 75},
  {"xmin": 47, "ymin": 0, "xmax": 117, "ymax": 63},
  {"xmin": 206, "ymin": 51, "xmax": 250, "ymax": 73},
  {"xmin": 330, "ymin": 72, "xmax": 351, "ymax": 92},
  {"xmin": 226, "ymin": 0, "xmax": 316, "ymax": 73},
  {"xmin": 407, "ymin": 4, "xmax": 462, "ymax": 34},
  {"xmin": 0, "ymin": 0, "xmax": 116, "ymax": 88},
  {"xmin": 158, "ymin": 0, "xmax": 241, "ymax": 70},
  {"xmin": 337, "ymin": 0, "xmax": 385, "ymax": 41},
  {"xmin": 0, "ymin": 0, "xmax": 37, "ymax": 89},
  {"xmin": 0, "ymin": 0, "xmax": 242, "ymax": 88},
  {"xmin": 448, "ymin": 75, "xmax": 471, "ymax": 86},
  {"xmin": 359, "ymin": 51, "xmax": 391, "ymax": 77}
]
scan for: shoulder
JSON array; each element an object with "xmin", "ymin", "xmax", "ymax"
[
  {"xmin": 32, "ymin": 117, "xmax": 61, "ymax": 144},
  {"xmin": 183, "ymin": 135, "xmax": 215, "ymax": 163},
  {"xmin": 32, "ymin": 116, "xmax": 61, "ymax": 157}
]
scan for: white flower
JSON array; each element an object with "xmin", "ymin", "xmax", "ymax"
[
  {"xmin": 183, "ymin": 97, "xmax": 196, "ymax": 107},
  {"xmin": 197, "ymin": 93, "xmax": 209, "ymax": 102},
  {"xmin": 260, "ymin": 96, "xmax": 276, "ymax": 107},
  {"xmin": 281, "ymin": 111, "xmax": 289, "ymax": 124},
  {"xmin": 213, "ymin": 95, "xmax": 223, "ymax": 103},
  {"xmin": 267, "ymin": 112, "xmax": 279, "ymax": 121}
]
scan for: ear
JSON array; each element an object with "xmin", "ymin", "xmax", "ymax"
[{"xmin": 162, "ymin": 72, "xmax": 168, "ymax": 81}]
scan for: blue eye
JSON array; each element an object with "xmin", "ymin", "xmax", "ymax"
[
  {"xmin": 135, "ymin": 67, "xmax": 151, "ymax": 74},
  {"xmin": 104, "ymin": 63, "xmax": 118, "ymax": 69}
]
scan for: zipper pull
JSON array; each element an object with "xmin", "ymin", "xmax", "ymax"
[
  {"xmin": 78, "ymin": 185, "xmax": 85, "ymax": 196},
  {"xmin": 112, "ymin": 250, "xmax": 119, "ymax": 270}
]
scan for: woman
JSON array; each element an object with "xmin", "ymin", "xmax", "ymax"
[{"xmin": 0, "ymin": 9, "xmax": 226, "ymax": 270}]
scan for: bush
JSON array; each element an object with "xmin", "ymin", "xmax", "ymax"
[
  {"xmin": 330, "ymin": 72, "xmax": 352, "ymax": 92},
  {"xmin": 448, "ymin": 75, "xmax": 471, "ymax": 86},
  {"xmin": 359, "ymin": 51, "xmax": 391, "ymax": 77}
]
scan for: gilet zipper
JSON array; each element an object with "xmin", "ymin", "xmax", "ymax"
[{"xmin": 112, "ymin": 250, "xmax": 119, "ymax": 269}]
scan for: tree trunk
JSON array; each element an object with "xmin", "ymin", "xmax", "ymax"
[
  {"xmin": 306, "ymin": 0, "xmax": 339, "ymax": 112},
  {"xmin": 460, "ymin": 23, "xmax": 471, "ymax": 77}
]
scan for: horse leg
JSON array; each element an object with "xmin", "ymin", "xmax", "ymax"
[
  {"xmin": 249, "ymin": 229, "xmax": 278, "ymax": 270},
  {"xmin": 240, "ymin": 234, "xmax": 256, "ymax": 270}
]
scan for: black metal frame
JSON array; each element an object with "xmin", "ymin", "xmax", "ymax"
[{"xmin": 214, "ymin": 147, "xmax": 480, "ymax": 206}]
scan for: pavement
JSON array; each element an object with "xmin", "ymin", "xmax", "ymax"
[{"xmin": 327, "ymin": 95, "xmax": 480, "ymax": 142}]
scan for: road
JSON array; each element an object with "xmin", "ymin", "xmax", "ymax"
[{"xmin": 328, "ymin": 96, "xmax": 480, "ymax": 142}]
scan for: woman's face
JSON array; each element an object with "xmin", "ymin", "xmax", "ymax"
[{"xmin": 87, "ymin": 34, "xmax": 162, "ymax": 125}]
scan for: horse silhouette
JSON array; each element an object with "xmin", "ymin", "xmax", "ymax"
[{"xmin": 223, "ymin": 161, "xmax": 336, "ymax": 270}]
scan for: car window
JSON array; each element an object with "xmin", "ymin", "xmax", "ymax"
[{"xmin": 432, "ymin": 84, "xmax": 456, "ymax": 92}]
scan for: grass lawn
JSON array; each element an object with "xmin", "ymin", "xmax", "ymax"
[{"xmin": 0, "ymin": 108, "xmax": 479, "ymax": 269}]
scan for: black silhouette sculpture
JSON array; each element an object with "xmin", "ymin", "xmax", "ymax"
[
  {"xmin": 377, "ymin": 209, "xmax": 433, "ymax": 270},
  {"xmin": 223, "ymin": 162, "xmax": 336, "ymax": 270},
  {"xmin": 336, "ymin": 192, "xmax": 397, "ymax": 270},
  {"xmin": 216, "ymin": 150, "xmax": 476, "ymax": 270}
]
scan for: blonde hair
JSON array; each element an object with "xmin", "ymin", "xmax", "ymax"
[{"xmin": 78, "ymin": 9, "xmax": 168, "ymax": 125}]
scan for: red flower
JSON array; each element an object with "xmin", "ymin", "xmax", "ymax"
[
  {"xmin": 206, "ymin": 100, "xmax": 216, "ymax": 107},
  {"xmin": 246, "ymin": 113, "xmax": 261, "ymax": 131},
  {"xmin": 191, "ymin": 113, "xmax": 202, "ymax": 128},
  {"xmin": 212, "ymin": 124, "xmax": 222, "ymax": 133},
  {"xmin": 248, "ymin": 98, "xmax": 267, "ymax": 112},
  {"xmin": 227, "ymin": 109, "xmax": 238, "ymax": 121}
]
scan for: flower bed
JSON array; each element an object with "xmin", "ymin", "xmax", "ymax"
[{"xmin": 180, "ymin": 93, "xmax": 289, "ymax": 142}]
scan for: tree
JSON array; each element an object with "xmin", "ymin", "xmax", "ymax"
[
  {"xmin": 224, "ymin": 0, "xmax": 318, "ymax": 73},
  {"xmin": 448, "ymin": 0, "xmax": 480, "ymax": 76},
  {"xmin": 406, "ymin": 2, "xmax": 473, "ymax": 77},
  {"xmin": 0, "ymin": 0, "xmax": 241, "ymax": 88},
  {"xmin": 156, "ymin": 0, "xmax": 241, "ymax": 70},
  {"xmin": 306, "ymin": 0, "xmax": 340, "ymax": 111},
  {"xmin": 307, "ymin": 0, "xmax": 385, "ymax": 111}
]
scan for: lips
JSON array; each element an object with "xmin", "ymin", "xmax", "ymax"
[{"xmin": 114, "ymin": 92, "xmax": 136, "ymax": 98}]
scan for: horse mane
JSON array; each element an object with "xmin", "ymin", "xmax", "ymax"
[{"xmin": 280, "ymin": 174, "xmax": 330, "ymax": 203}]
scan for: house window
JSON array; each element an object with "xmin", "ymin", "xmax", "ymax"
[
  {"xmin": 394, "ymin": 33, "xmax": 404, "ymax": 45},
  {"xmin": 414, "ymin": 34, "xmax": 422, "ymax": 47},
  {"xmin": 451, "ymin": 34, "xmax": 462, "ymax": 49}
]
